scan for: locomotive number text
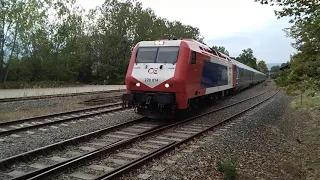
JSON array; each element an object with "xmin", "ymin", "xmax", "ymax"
[{"xmin": 145, "ymin": 78, "xmax": 159, "ymax": 82}]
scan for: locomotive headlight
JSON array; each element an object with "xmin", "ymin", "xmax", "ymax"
[
  {"xmin": 155, "ymin": 40, "xmax": 164, "ymax": 45},
  {"xmin": 136, "ymin": 82, "xmax": 140, "ymax": 87},
  {"xmin": 165, "ymin": 83, "xmax": 170, "ymax": 88}
]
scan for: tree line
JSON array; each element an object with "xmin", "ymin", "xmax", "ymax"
[
  {"xmin": 1, "ymin": 0, "xmax": 268, "ymax": 89},
  {"xmin": 255, "ymin": 0, "xmax": 320, "ymax": 94}
]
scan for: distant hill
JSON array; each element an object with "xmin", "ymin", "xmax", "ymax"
[{"xmin": 267, "ymin": 63, "xmax": 282, "ymax": 70}]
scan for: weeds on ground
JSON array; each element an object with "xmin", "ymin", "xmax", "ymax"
[
  {"xmin": 292, "ymin": 91, "xmax": 320, "ymax": 114},
  {"xmin": 217, "ymin": 155, "xmax": 238, "ymax": 180}
]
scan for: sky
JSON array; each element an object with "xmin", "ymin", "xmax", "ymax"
[{"xmin": 76, "ymin": 0, "xmax": 296, "ymax": 64}]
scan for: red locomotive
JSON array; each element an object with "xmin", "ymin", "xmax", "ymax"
[{"xmin": 122, "ymin": 39, "xmax": 266, "ymax": 118}]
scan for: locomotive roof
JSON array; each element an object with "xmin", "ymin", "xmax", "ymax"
[
  {"xmin": 138, "ymin": 39, "xmax": 213, "ymax": 54},
  {"xmin": 137, "ymin": 39, "xmax": 265, "ymax": 75}
]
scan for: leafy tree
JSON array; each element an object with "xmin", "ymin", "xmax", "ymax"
[
  {"xmin": 255, "ymin": 0, "xmax": 320, "ymax": 92},
  {"xmin": 0, "ymin": 0, "xmax": 52, "ymax": 83},
  {"xmin": 257, "ymin": 60, "xmax": 268, "ymax": 73},
  {"xmin": 4, "ymin": 0, "xmax": 280, "ymax": 89},
  {"xmin": 1, "ymin": 0, "xmax": 204, "ymax": 88},
  {"xmin": 235, "ymin": 48, "xmax": 258, "ymax": 70},
  {"xmin": 212, "ymin": 46, "xmax": 229, "ymax": 56},
  {"xmin": 270, "ymin": 65, "xmax": 280, "ymax": 72}
]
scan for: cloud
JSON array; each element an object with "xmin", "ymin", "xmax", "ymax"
[
  {"xmin": 206, "ymin": 18, "xmax": 296, "ymax": 63},
  {"xmin": 138, "ymin": 0, "xmax": 280, "ymax": 38},
  {"xmin": 75, "ymin": 0, "xmax": 296, "ymax": 63},
  {"xmin": 76, "ymin": 0, "xmax": 278, "ymax": 38}
]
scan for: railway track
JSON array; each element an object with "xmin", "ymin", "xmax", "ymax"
[
  {"xmin": 80, "ymin": 95, "xmax": 122, "ymax": 106},
  {"xmin": 0, "ymin": 102, "xmax": 127, "ymax": 137},
  {"xmin": 0, "ymin": 117, "xmax": 165, "ymax": 180},
  {"xmin": 0, "ymin": 88, "xmax": 277, "ymax": 180},
  {"xmin": 0, "ymin": 89, "xmax": 125, "ymax": 103}
]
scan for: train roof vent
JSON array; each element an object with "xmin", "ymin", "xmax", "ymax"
[
  {"xmin": 216, "ymin": 52, "xmax": 226, "ymax": 59},
  {"xmin": 211, "ymin": 49, "xmax": 218, "ymax": 56},
  {"xmin": 199, "ymin": 46, "xmax": 229, "ymax": 60}
]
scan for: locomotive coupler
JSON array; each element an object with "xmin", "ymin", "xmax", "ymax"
[
  {"xmin": 146, "ymin": 96, "xmax": 152, "ymax": 105},
  {"xmin": 122, "ymin": 101, "xmax": 126, "ymax": 108}
]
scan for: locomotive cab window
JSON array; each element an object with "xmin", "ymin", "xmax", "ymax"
[
  {"xmin": 135, "ymin": 46, "xmax": 179, "ymax": 63},
  {"xmin": 135, "ymin": 47, "xmax": 158, "ymax": 63},
  {"xmin": 191, "ymin": 51, "xmax": 196, "ymax": 64},
  {"xmin": 157, "ymin": 47, "xmax": 179, "ymax": 64}
]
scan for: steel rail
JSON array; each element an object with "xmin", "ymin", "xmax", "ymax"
[
  {"xmin": 1, "ymin": 88, "xmax": 270, "ymax": 170},
  {"xmin": 0, "ymin": 89, "xmax": 125, "ymax": 103},
  {"xmin": 0, "ymin": 117, "xmax": 148, "ymax": 170},
  {"xmin": 0, "ymin": 104, "xmax": 128, "ymax": 136},
  {"xmin": 98, "ymin": 89, "xmax": 280, "ymax": 180},
  {"xmin": 0, "ymin": 102, "xmax": 122, "ymax": 127},
  {"xmin": 5, "ymin": 118, "xmax": 166, "ymax": 180},
  {"xmin": 81, "ymin": 95, "xmax": 122, "ymax": 106},
  {"xmin": 26, "ymin": 88, "xmax": 275, "ymax": 180}
]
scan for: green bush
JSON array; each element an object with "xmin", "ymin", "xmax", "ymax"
[{"xmin": 217, "ymin": 155, "xmax": 238, "ymax": 180}]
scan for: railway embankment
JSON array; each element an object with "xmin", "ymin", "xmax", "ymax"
[
  {"xmin": 1, "ymin": 80, "xmax": 318, "ymax": 179},
  {"xmin": 123, "ymin": 84, "xmax": 320, "ymax": 180}
]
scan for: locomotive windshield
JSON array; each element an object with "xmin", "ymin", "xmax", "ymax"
[{"xmin": 136, "ymin": 46, "xmax": 179, "ymax": 63}]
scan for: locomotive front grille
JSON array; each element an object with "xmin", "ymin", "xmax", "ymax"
[{"xmin": 122, "ymin": 91, "xmax": 175, "ymax": 106}]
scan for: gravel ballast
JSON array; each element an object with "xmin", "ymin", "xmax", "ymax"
[
  {"xmin": 0, "ymin": 82, "xmax": 272, "ymax": 159},
  {"xmin": 0, "ymin": 109, "xmax": 142, "ymax": 159},
  {"xmin": 0, "ymin": 91, "xmax": 124, "ymax": 122},
  {"xmin": 122, "ymin": 89, "xmax": 314, "ymax": 179},
  {"xmin": 45, "ymin": 83, "xmax": 276, "ymax": 180},
  {"xmin": 0, "ymin": 82, "xmax": 275, "ymax": 171}
]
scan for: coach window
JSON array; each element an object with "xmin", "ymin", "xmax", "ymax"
[{"xmin": 191, "ymin": 51, "xmax": 196, "ymax": 64}]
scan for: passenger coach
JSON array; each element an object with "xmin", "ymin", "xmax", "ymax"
[{"xmin": 122, "ymin": 39, "xmax": 266, "ymax": 118}]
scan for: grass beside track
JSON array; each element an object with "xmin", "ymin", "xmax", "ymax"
[{"xmin": 292, "ymin": 92, "xmax": 320, "ymax": 113}]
